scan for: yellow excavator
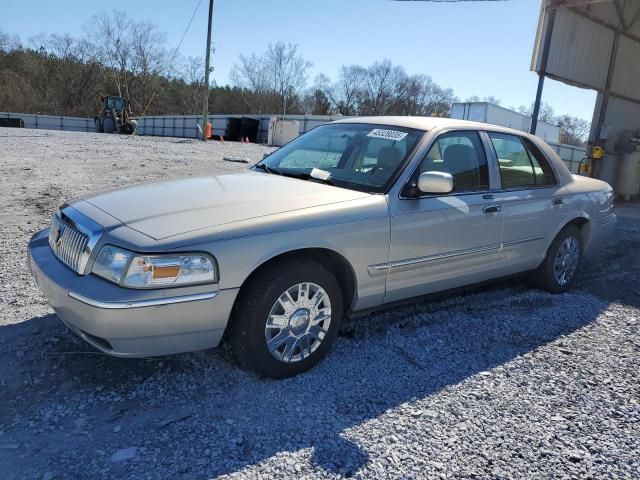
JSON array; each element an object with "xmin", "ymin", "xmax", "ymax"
[{"xmin": 94, "ymin": 96, "xmax": 138, "ymax": 135}]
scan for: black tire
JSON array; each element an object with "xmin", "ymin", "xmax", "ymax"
[
  {"xmin": 94, "ymin": 118, "xmax": 104, "ymax": 133},
  {"xmin": 531, "ymin": 225, "xmax": 583, "ymax": 293},
  {"xmin": 228, "ymin": 258, "xmax": 344, "ymax": 379},
  {"xmin": 103, "ymin": 117, "xmax": 114, "ymax": 134}
]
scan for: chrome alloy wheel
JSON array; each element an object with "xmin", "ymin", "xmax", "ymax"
[
  {"xmin": 264, "ymin": 282, "xmax": 332, "ymax": 363},
  {"xmin": 554, "ymin": 236, "xmax": 580, "ymax": 286}
]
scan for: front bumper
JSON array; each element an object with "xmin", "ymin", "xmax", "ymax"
[{"xmin": 28, "ymin": 228, "xmax": 239, "ymax": 357}]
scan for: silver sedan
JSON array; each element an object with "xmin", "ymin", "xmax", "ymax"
[{"xmin": 29, "ymin": 117, "xmax": 616, "ymax": 378}]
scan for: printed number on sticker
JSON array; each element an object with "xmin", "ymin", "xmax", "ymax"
[{"xmin": 367, "ymin": 129, "xmax": 408, "ymax": 141}]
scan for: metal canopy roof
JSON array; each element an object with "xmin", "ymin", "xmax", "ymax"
[{"xmin": 532, "ymin": 0, "xmax": 640, "ymax": 104}]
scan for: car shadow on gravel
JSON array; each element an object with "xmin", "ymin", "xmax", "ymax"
[
  {"xmin": 1, "ymin": 283, "xmax": 610, "ymax": 478},
  {"xmin": 575, "ymin": 215, "xmax": 640, "ymax": 308}
]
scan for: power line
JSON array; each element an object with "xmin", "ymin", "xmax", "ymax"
[{"xmin": 172, "ymin": 0, "xmax": 204, "ymax": 59}]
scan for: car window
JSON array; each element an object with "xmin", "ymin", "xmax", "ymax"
[
  {"xmin": 489, "ymin": 132, "xmax": 555, "ymax": 188},
  {"xmin": 522, "ymin": 137, "xmax": 557, "ymax": 186},
  {"xmin": 263, "ymin": 123, "xmax": 423, "ymax": 193},
  {"xmin": 416, "ymin": 131, "xmax": 489, "ymax": 193}
]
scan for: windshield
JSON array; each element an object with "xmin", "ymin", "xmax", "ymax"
[
  {"xmin": 257, "ymin": 123, "xmax": 424, "ymax": 193},
  {"xmin": 106, "ymin": 97, "xmax": 125, "ymax": 110}
]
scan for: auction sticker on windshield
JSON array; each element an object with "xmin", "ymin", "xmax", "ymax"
[{"xmin": 367, "ymin": 129, "xmax": 408, "ymax": 141}]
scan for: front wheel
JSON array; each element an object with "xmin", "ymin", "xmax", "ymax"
[
  {"xmin": 531, "ymin": 225, "xmax": 583, "ymax": 293},
  {"xmin": 228, "ymin": 258, "xmax": 343, "ymax": 378}
]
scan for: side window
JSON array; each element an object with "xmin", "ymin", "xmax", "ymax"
[
  {"xmin": 522, "ymin": 137, "xmax": 557, "ymax": 186},
  {"xmin": 489, "ymin": 132, "xmax": 557, "ymax": 189},
  {"xmin": 417, "ymin": 131, "xmax": 489, "ymax": 193}
]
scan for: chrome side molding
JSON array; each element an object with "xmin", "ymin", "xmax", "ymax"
[
  {"xmin": 501, "ymin": 235, "xmax": 545, "ymax": 247},
  {"xmin": 369, "ymin": 236, "xmax": 546, "ymax": 276},
  {"xmin": 68, "ymin": 291, "xmax": 218, "ymax": 309}
]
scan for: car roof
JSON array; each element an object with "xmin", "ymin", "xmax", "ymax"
[
  {"xmin": 332, "ymin": 116, "xmax": 488, "ymax": 131},
  {"xmin": 331, "ymin": 115, "xmax": 573, "ymax": 185},
  {"xmin": 332, "ymin": 115, "xmax": 540, "ymax": 137}
]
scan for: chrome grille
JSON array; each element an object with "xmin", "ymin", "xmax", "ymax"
[{"xmin": 49, "ymin": 215, "xmax": 90, "ymax": 274}]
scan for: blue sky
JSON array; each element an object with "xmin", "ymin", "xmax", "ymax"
[{"xmin": 1, "ymin": 0, "xmax": 596, "ymax": 120}]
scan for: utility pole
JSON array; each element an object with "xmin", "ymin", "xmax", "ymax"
[
  {"xmin": 530, "ymin": 6, "xmax": 556, "ymax": 135},
  {"xmin": 201, "ymin": 0, "xmax": 214, "ymax": 141}
]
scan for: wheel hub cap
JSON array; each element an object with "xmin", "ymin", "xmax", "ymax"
[
  {"xmin": 554, "ymin": 236, "xmax": 580, "ymax": 286},
  {"xmin": 264, "ymin": 282, "xmax": 332, "ymax": 363},
  {"xmin": 289, "ymin": 308, "xmax": 311, "ymax": 335}
]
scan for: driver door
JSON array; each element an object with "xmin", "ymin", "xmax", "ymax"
[{"xmin": 384, "ymin": 130, "xmax": 503, "ymax": 303}]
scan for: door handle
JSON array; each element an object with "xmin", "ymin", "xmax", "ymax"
[
  {"xmin": 482, "ymin": 193, "xmax": 495, "ymax": 200},
  {"xmin": 552, "ymin": 198, "xmax": 564, "ymax": 206},
  {"xmin": 483, "ymin": 204, "xmax": 502, "ymax": 214}
]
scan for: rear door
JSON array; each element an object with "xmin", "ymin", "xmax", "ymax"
[
  {"xmin": 485, "ymin": 131, "xmax": 563, "ymax": 274},
  {"xmin": 384, "ymin": 130, "xmax": 503, "ymax": 303}
]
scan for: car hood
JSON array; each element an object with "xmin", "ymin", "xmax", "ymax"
[{"xmin": 74, "ymin": 171, "xmax": 370, "ymax": 240}]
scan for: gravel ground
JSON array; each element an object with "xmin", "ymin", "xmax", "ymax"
[{"xmin": 1, "ymin": 128, "xmax": 639, "ymax": 479}]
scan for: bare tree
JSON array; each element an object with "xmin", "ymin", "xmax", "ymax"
[
  {"xmin": 0, "ymin": 29, "xmax": 21, "ymax": 52},
  {"xmin": 322, "ymin": 66, "xmax": 367, "ymax": 116},
  {"xmin": 87, "ymin": 11, "xmax": 131, "ymax": 97},
  {"xmin": 302, "ymin": 86, "xmax": 332, "ymax": 115},
  {"xmin": 230, "ymin": 42, "xmax": 312, "ymax": 114},
  {"xmin": 178, "ymin": 56, "xmax": 204, "ymax": 114},
  {"xmin": 127, "ymin": 20, "xmax": 172, "ymax": 111},
  {"xmin": 358, "ymin": 60, "xmax": 405, "ymax": 115},
  {"xmin": 519, "ymin": 102, "xmax": 555, "ymax": 123},
  {"xmin": 45, "ymin": 34, "xmax": 103, "ymax": 116},
  {"xmin": 314, "ymin": 60, "xmax": 456, "ymax": 117},
  {"xmin": 556, "ymin": 114, "xmax": 590, "ymax": 146},
  {"xmin": 394, "ymin": 74, "xmax": 455, "ymax": 116},
  {"xmin": 466, "ymin": 95, "xmax": 501, "ymax": 105},
  {"xmin": 86, "ymin": 11, "xmax": 172, "ymax": 111}
]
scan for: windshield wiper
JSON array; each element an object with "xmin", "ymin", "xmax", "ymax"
[
  {"xmin": 253, "ymin": 163, "xmax": 279, "ymax": 175},
  {"xmin": 254, "ymin": 164, "xmax": 335, "ymax": 185},
  {"xmin": 254, "ymin": 163, "xmax": 306, "ymax": 180}
]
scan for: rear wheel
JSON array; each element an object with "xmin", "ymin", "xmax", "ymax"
[
  {"xmin": 228, "ymin": 258, "xmax": 343, "ymax": 378},
  {"xmin": 103, "ymin": 117, "xmax": 114, "ymax": 134},
  {"xmin": 531, "ymin": 225, "xmax": 582, "ymax": 293},
  {"xmin": 121, "ymin": 122, "xmax": 136, "ymax": 135}
]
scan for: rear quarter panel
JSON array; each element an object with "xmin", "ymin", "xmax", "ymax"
[{"xmin": 538, "ymin": 175, "xmax": 614, "ymax": 258}]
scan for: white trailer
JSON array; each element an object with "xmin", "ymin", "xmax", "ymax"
[{"xmin": 451, "ymin": 102, "xmax": 560, "ymax": 144}]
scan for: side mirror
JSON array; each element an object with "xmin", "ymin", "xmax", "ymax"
[{"xmin": 417, "ymin": 171, "xmax": 453, "ymax": 194}]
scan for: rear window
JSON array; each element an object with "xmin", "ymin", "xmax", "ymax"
[{"xmin": 488, "ymin": 132, "xmax": 556, "ymax": 188}]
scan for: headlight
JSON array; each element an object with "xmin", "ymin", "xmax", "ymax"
[
  {"xmin": 93, "ymin": 246, "xmax": 131, "ymax": 284},
  {"xmin": 92, "ymin": 245, "xmax": 217, "ymax": 288}
]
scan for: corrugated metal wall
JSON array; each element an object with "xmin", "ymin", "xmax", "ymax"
[
  {"xmin": 532, "ymin": 4, "xmax": 640, "ymax": 103},
  {"xmin": 611, "ymin": 35, "xmax": 640, "ymax": 102},
  {"xmin": 0, "ymin": 112, "xmax": 347, "ymax": 141},
  {"xmin": 531, "ymin": 2, "xmax": 640, "ymax": 194},
  {"xmin": 2, "ymin": 110, "xmax": 585, "ymax": 173},
  {"xmin": 544, "ymin": 8, "xmax": 614, "ymax": 91},
  {"xmin": 0, "ymin": 112, "xmax": 93, "ymax": 132},
  {"xmin": 124, "ymin": 114, "xmax": 347, "ymax": 141},
  {"xmin": 592, "ymin": 94, "xmax": 640, "ymax": 186}
]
